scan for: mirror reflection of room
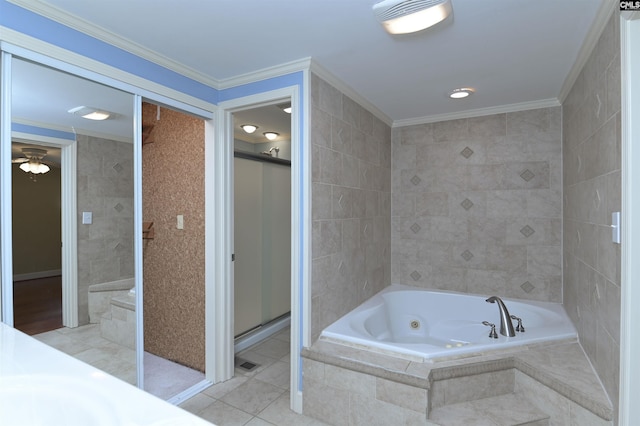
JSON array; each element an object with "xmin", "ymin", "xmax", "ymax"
[{"xmin": 11, "ymin": 57, "xmax": 138, "ymax": 386}]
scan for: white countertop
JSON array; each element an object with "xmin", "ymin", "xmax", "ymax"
[{"xmin": 0, "ymin": 322, "xmax": 214, "ymax": 426}]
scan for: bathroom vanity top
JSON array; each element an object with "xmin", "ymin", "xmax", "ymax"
[{"xmin": 0, "ymin": 322, "xmax": 213, "ymax": 425}]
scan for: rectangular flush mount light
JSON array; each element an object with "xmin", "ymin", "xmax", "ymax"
[
  {"xmin": 68, "ymin": 106, "xmax": 113, "ymax": 121},
  {"xmin": 373, "ymin": 0, "xmax": 452, "ymax": 35}
]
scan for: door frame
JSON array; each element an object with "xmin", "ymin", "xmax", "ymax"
[
  {"xmin": 207, "ymin": 84, "xmax": 306, "ymax": 412},
  {"xmin": 9, "ymin": 133, "xmax": 78, "ymax": 328},
  {"xmin": 619, "ymin": 11, "xmax": 640, "ymax": 425}
]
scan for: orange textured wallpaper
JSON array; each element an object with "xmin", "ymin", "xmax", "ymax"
[{"xmin": 142, "ymin": 103, "xmax": 205, "ymax": 371}]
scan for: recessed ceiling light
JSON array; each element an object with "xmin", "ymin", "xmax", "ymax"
[
  {"xmin": 277, "ymin": 103, "xmax": 292, "ymax": 114},
  {"xmin": 68, "ymin": 106, "xmax": 113, "ymax": 121},
  {"xmin": 241, "ymin": 124, "xmax": 258, "ymax": 134},
  {"xmin": 448, "ymin": 88, "xmax": 475, "ymax": 99},
  {"xmin": 263, "ymin": 132, "xmax": 279, "ymax": 141}
]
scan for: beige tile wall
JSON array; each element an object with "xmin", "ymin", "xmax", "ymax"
[
  {"xmin": 562, "ymin": 13, "xmax": 621, "ymax": 414},
  {"xmin": 391, "ymin": 107, "xmax": 562, "ymax": 302},
  {"xmin": 310, "ymin": 73, "xmax": 392, "ymax": 341},
  {"xmin": 77, "ymin": 134, "xmax": 134, "ymax": 325}
]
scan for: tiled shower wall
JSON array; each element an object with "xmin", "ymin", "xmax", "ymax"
[
  {"xmin": 562, "ymin": 12, "xmax": 621, "ymax": 411},
  {"xmin": 77, "ymin": 134, "xmax": 134, "ymax": 325},
  {"xmin": 391, "ymin": 107, "xmax": 562, "ymax": 302},
  {"xmin": 310, "ymin": 73, "xmax": 392, "ymax": 341}
]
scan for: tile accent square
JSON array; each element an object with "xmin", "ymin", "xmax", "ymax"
[
  {"xmin": 460, "ymin": 147, "xmax": 474, "ymax": 159},
  {"xmin": 410, "ymin": 271, "xmax": 422, "ymax": 281},
  {"xmin": 410, "ymin": 175, "xmax": 421, "ymax": 186},
  {"xmin": 114, "ymin": 203, "xmax": 124, "ymax": 213},
  {"xmin": 410, "ymin": 223, "xmax": 421, "ymax": 234},
  {"xmin": 521, "ymin": 281, "xmax": 535, "ymax": 293},
  {"xmin": 520, "ymin": 169, "xmax": 535, "ymax": 182},
  {"xmin": 460, "ymin": 198, "xmax": 474, "ymax": 210},
  {"xmin": 461, "ymin": 250, "xmax": 474, "ymax": 262},
  {"xmin": 520, "ymin": 225, "xmax": 535, "ymax": 238},
  {"xmin": 112, "ymin": 162, "xmax": 124, "ymax": 173}
]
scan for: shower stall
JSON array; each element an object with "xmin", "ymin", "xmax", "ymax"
[{"xmin": 233, "ymin": 149, "xmax": 291, "ymax": 349}]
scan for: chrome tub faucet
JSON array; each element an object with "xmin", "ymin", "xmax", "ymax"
[{"xmin": 485, "ymin": 296, "xmax": 516, "ymax": 337}]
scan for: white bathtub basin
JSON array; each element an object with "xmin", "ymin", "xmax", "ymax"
[{"xmin": 321, "ymin": 284, "xmax": 577, "ymax": 361}]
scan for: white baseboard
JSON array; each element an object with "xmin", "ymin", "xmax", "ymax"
[{"xmin": 13, "ymin": 269, "xmax": 62, "ymax": 282}]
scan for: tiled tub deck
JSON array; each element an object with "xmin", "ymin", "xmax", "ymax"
[{"xmin": 302, "ymin": 339, "xmax": 613, "ymax": 425}]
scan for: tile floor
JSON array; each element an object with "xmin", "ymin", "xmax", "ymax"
[{"xmin": 34, "ymin": 325, "xmax": 328, "ymax": 425}]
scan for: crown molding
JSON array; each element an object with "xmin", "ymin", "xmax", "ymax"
[
  {"xmin": 0, "ymin": 26, "xmax": 216, "ymax": 115},
  {"xmin": 309, "ymin": 59, "xmax": 393, "ymax": 127},
  {"xmin": 12, "ymin": 118, "xmax": 76, "ymax": 138},
  {"xmin": 8, "ymin": 0, "xmax": 219, "ymax": 88},
  {"xmin": 217, "ymin": 57, "xmax": 311, "ymax": 90},
  {"xmin": 393, "ymin": 98, "xmax": 561, "ymax": 128},
  {"xmin": 13, "ymin": 117, "xmax": 132, "ymax": 143},
  {"xmin": 557, "ymin": 0, "xmax": 617, "ymax": 103}
]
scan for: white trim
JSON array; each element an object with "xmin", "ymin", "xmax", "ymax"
[
  {"xmin": 13, "ymin": 133, "xmax": 74, "ymax": 147},
  {"xmin": 133, "ymin": 95, "xmax": 144, "ymax": 389},
  {"xmin": 217, "ymin": 57, "xmax": 311, "ymax": 90},
  {"xmin": 7, "ymin": 0, "xmax": 219, "ymax": 89},
  {"xmin": 393, "ymin": 98, "xmax": 561, "ymax": 127},
  {"xmin": 60, "ymin": 141, "xmax": 78, "ymax": 328},
  {"xmin": 0, "ymin": 29, "xmax": 216, "ymax": 117},
  {"xmin": 205, "ymin": 112, "xmax": 234, "ymax": 383},
  {"xmin": 213, "ymin": 86, "xmax": 304, "ymax": 413},
  {"xmin": 619, "ymin": 13, "xmax": 640, "ymax": 426},
  {"xmin": 166, "ymin": 379, "xmax": 212, "ymax": 406},
  {"xmin": 309, "ymin": 60, "xmax": 393, "ymax": 127},
  {"xmin": 13, "ymin": 118, "xmax": 131, "ymax": 144},
  {"xmin": 557, "ymin": 1, "xmax": 617, "ymax": 103},
  {"xmin": 1, "ymin": 51, "xmax": 13, "ymax": 325},
  {"xmin": 13, "ymin": 269, "xmax": 62, "ymax": 282}
]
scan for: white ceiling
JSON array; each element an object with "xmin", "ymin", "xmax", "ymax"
[
  {"xmin": 30, "ymin": 0, "xmax": 606, "ymax": 123},
  {"xmin": 10, "ymin": 0, "xmax": 607, "ymax": 143}
]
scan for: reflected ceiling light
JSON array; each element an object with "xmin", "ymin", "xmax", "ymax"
[
  {"xmin": 448, "ymin": 87, "xmax": 475, "ymax": 99},
  {"xmin": 20, "ymin": 161, "xmax": 50, "ymax": 174},
  {"xmin": 263, "ymin": 132, "xmax": 279, "ymax": 141},
  {"xmin": 16, "ymin": 148, "xmax": 50, "ymax": 176},
  {"xmin": 278, "ymin": 103, "xmax": 292, "ymax": 114},
  {"xmin": 68, "ymin": 106, "xmax": 113, "ymax": 121},
  {"xmin": 241, "ymin": 124, "xmax": 258, "ymax": 134},
  {"xmin": 373, "ymin": 0, "xmax": 452, "ymax": 35}
]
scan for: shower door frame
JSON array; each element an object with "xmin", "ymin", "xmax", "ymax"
[{"xmin": 209, "ymin": 84, "xmax": 307, "ymax": 413}]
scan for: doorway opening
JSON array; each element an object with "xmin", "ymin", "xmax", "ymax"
[
  {"xmin": 232, "ymin": 103, "xmax": 292, "ymax": 357},
  {"xmin": 11, "ymin": 141, "xmax": 62, "ymax": 335}
]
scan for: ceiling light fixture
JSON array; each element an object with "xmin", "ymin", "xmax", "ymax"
[
  {"xmin": 263, "ymin": 132, "xmax": 279, "ymax": 141},
  {"xmin": 68, "ymin": 106, "xmax": 113, "ymax": 121},
  {"xmin": 373, "ymin": 0, "xmax": 452, "ymax": 35},
  {"xmin": 16, "ymin": 148, "xmax": 50, "ymax": 175},
  {"xmin": 241, "ymin": 124, "xmax": 258, "ymax": 134},
  {"xmin": 278, "ymin": 103, "xmax": 292, "ymax": 114},
  {"xmin": 448, "ymin": 87, "xmax": 475, "ymax": 99}
]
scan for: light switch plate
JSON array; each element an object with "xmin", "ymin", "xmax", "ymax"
[
  {"xmin": 177, "ymin": 215, "xmax": 184, "ymax": 230},
  {"xmin": 82, "ymin": 211, "xmax": 92, "ymax": 225},
  {"xmin": 612, "ymin": 211, "xmax": 621, "ymax": 244}
]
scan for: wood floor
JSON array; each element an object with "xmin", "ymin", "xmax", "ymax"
[{"xmin": 13, "ymin": 276, "xmax": 62, "ymax": 335}]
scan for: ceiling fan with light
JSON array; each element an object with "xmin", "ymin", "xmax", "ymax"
[{"xmin": 12, "ymin": 147, "xmax": 52, "ymax": 177}]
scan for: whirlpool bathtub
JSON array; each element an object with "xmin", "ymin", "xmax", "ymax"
[{"xmin": 320, "ymin": 284, "xmax": 577, "ymax": 361}]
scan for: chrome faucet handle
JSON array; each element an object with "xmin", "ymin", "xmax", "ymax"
[
  {"xmin": 482, "ymin": 321, "xmax": 499, "ymax": 339},
  {"xmin": 510, "ymin": 315, "xmax": 525, "ymax": 332}
]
